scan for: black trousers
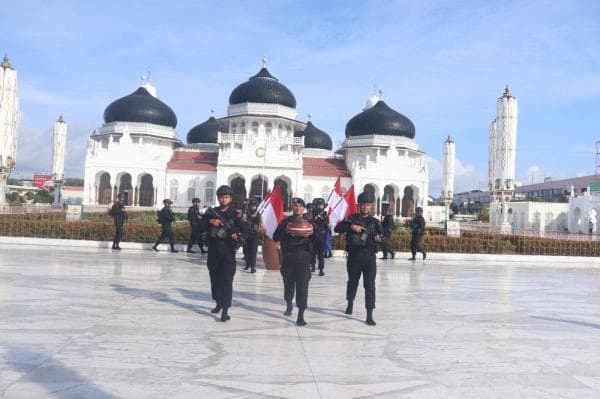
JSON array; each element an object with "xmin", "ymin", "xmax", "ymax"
[
  {"xmin": 346, "ymin": 251, "xmax": 377, "ymax": 310},
  {"xmin": 244, "ymin": 235, "xmax": 259, "ymax": 268},
  {"xmin": 311, "ymin": 237, "xmax": 326, "ymax": 271},
  {"xmin": 113, "ymin": 221, "xmax": 123, "ymax": 247},
  {"xmin": 207, "ymin": 241, "xmax": 237, "ymax": 307},
  {"xmin": 410, "ymin": 233, "xmax": 424, "ymax": 256},
  {"xmin": 382, "ymin": 231, "xmax": 393, "ymax": 257},
  {"xmin": 155, "ymin": 224, "xmax": 175, "ymax": 248},
  {"xmin": 187, "ymin": 223, "xmax": 205, "ymax": 250},
  {"xmin": 280, "ymin": 251, "xmax": 312, "ymax": 310}
]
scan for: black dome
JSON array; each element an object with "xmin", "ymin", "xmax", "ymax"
[
  {"xmin": 187, "ymin": 116, "xmax": 222, "ymax": 144},
  {"xmin": 295, "ymin": 121, "xmax": 332, "ymax": 150},
  {"xmin": 345, "ymin": 101, "xmax": 415, "ymax": 138},
  {"xmin": 103, "ymin": 87, "xmax": 177, "ymax": 128},
  {"xmin": 229, "ymin": 67, "xmax": 296, "ymax": 108}
]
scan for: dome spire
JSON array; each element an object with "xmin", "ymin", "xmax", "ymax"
[
  {"xmin": 262, "ymin": 55, "xmax": 268, "ymax": 68},
  {"xmin": 1, "ymin": 54, "xmax": 12, "ymax": 69},
  {"xmin": 57, "ymin": 114, "xmax": 65, "ymax": 123},
  {"xmin": 364, "ymin": 84, "xmax": 381, "ymax": 110},
  {"xmin": 140, "ymin": 69, "xmax": 157, "ymax": 97}
]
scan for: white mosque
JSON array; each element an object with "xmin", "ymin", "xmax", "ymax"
[{"xmin": 83, "ymin": 60, "xmax": 432, "ymax": 218}]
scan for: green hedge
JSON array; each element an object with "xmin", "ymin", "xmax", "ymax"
[{"xmin": 2, "ymin": 214, "xmax": 600, "ymax": 256}]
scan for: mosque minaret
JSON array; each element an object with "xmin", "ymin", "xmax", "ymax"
[{"xmin": 0, "ymin": 55, "xmax": 19, "ymax": 207}]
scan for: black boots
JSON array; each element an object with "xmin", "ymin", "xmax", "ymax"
[
  {"xmin": 366, "ymin": 308, "xmax": 376, "ymax": 326},
  {"xmin": 296, "ymin": 309, "xmax": 307, "ymax": 326},
  {"xmin": 345, "ymin": 301, "xmax": 353, "ymax": 315},
  {"xmin": 151, "ymin": 245, "xmax": 159, "ymax": 252},
  {"xmin": 251, "ymin": 267, "xmax": 256, "ymax": 273},
  {"xmin": 211, "ymin": 304, "xmax": 222, "ymax": 314},
  {"xmin": 170, "ymin": 246, "xmax": 178, "ymax": 253},
  {"xmin": 186, "ymin": 248, "xmax": 196, "ymax": 253},
  {"xmin": 318, "ymin": 269, "xmax": 324, "ymax": 276},
  {"xmin": 220, "ymin": 306, "xmax": 230, "ymax": 322},
  {"xmin": 284, "ymin": 301, "xmax": 293, "ymax": 316},
  {"xmin": 422, "ymin": 251, "xmax": 427, "ymax": 260}
]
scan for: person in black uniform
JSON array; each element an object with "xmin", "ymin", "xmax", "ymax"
[
  {"xmin": 242, "ymin": 198, "xmax": 262, "ymax": 273},
  {"xmin": 201, "ymin": 185, "xmax": 246, "ymax": 322},
  {"xmin": 310, "ymin": 197, "xmax": 329, "ymax": 276},
  {"xmin": 151, "ymin": 199, "xmax": 178, "ymax": 253},
  {"xmin": 380, "ymin": 209, "xmax": 395, "ymax": 260},
  {"xmin": 334, "ymin": 191, "xmax": 383, "ymax": 326},
  {"xmin": 186, "ymin": 198, "xmax": 207, "ymax": 254},
  {"xmin": 273, "ymin": 197, "xmax": 314, "ymax": 326},
  {"xmin": 110, "ymin": 193, "xmax": 127, "ymax": 250},
  {"xmin": 408, "ymin": 206, "xmax": 427, "ymax": 260}
]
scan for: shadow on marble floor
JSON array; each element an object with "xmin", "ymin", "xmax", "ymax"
[
  {"xmin": 531, "ymin": 315, "xmax": 600, "ymax": 329},
  {"xmin": 3, "ymin": 347, "xmax": 119, "ymax": 399},
  {"xmin": 110, "ymin": 284, "xmax": 215, "ymax": 319}
]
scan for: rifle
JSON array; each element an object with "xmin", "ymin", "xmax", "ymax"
[
  {"xmin": 347, "ymin": 215, "xmax": 395, "ymax": 254},
  {"xmin": 205, "ymin": 207, "xmax": 245, "ymax": 249}
]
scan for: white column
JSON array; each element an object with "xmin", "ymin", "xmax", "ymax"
[{"xmin": 0, "ymin": 56, "xmax": 19, "ymax": 206}]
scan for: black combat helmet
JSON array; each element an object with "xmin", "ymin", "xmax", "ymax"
[
  {"xmin": 291, "ymin": 197, "xmax": 306, "ymax": 207},
  {"xmin": 357, "ymin": 192, "xmax": 375, "ymax": 204},
  {"xmin": 216, "ymin": 185, "xmax": 233, "ymax": 197},
  {"xmin": 313, "ymin": 197, "xmax": 325, "ymax": 206},
  {"xmin": 248, "ymin": 198, "xmax": 259, "ymax": 206},
  {"xmin": 415, "ymin": 206, "xmax": 423, "ymax": 214}
]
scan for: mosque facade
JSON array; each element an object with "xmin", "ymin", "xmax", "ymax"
[{"xmin": 83, "ymin": 62, "xmax": 429, "ymax": 217}]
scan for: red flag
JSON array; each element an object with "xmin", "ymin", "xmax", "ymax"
[
  {"xmin": 258, "ymin": 185, "xmax": 284, "ymax": 239},
  {"xmin": 330, "ymin": 184, "xmax": 357, "ymax": 232},
  {"xmin": 326, "ymin": 177, "xmax": 342, "ymax": 214}
]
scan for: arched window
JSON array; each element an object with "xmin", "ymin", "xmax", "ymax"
[
  {"xmin": 321, "ymin": 186, "xmax": 330, "ymax": 199},
  {"xmin": 187, "ymin": 180, "xmax": 196, "ymax": 201},
  {"xmin": 205, "ymin": 181, "xmax": 215, "ymax": 206},
  {"xmin": 251, "ymin": 121, "xmax": 259, "ymax": 134},
  {"xmin": 304, "ymin": 185, "xmax": 313, "ymax": 202},
  {"xmin": 240, "ymin": 122, "xmax": 246, "ymax": 134},
  {"xmin": 170, "ymin": 179, "xmax": 179, "ymax": 202},
  {"xmin": 231, "ymin": 122, "xmax": 237, "ymax": 134},
  {"xmin": 265, "ymin": 122, "xmax": 272, "ymax": 136}
]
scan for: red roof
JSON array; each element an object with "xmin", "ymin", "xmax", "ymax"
[
  {"xmin": 303, "ymin": 157, "xmax": 351, "ymax": 177},
  {"xmin": 167, "ymin": 151, "xmax": 218, "ymax": 171},
  {"xmin": 62, "ymin": 186, "xmax": 84, "ymax": 191}
]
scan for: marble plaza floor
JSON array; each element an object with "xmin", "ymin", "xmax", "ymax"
[{"xmin": 1, "ymin": 244, "xmax": 600, "ymax": 398}]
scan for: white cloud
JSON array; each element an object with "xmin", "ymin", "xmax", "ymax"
[{"xmin": 427, "ymin": 156, "xmax": 487, "ymax": 197}]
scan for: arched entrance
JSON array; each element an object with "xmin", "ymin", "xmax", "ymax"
[
  {"xmin": 275, "ymin": 177, "xmax": 292, "ymax": 211},
  {"xmin": 382, "ymin": 185, "xmax": 396, "ymax": 216},
  {"xmin": 401, "ymin": 186, "xmax": 415, "ymax": 217},
  {"xmin": 118, "ymin": 173, "xmax": 133, "ymax": 205},
  {"xmin": 98, "ymin": 173, "xmax": 112, "ymax": 205},
  {"xmin": 230, "ymin": 176, "xmax": 246, "ymax": 209},
  {"xmin": 250, "ymin": 175, "xmax": 268, "ymax": 201},
  {"xmin": 139, "ymin": 174, "xmax": 154, "ymax": 207}
]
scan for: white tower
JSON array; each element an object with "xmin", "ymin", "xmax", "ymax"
[
  {"xmin": 441, "ymin": 135, "xmax": 455, "ymax": 202},
  {"xmin": 52, "ymin": 115, "xmax": 68, "ymax": 206},
  {"xmin": 0, "ymin": 55, "xmax": 19, "ymax": 207},
  {"xmin": 52, "ymin": 115, "xmax": 67, "ymax": 181},
  {"xmin": 489, "ymin": 85, "xmax": 518, "ymax": 227}
]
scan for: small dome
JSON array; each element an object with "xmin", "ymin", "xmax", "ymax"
[
  {"xmin": 295, "ymin": 121, "xmax": 332, "ymax": 150},
  {"xmin": 229, "ymin": 67, "xmax": 296, "ymax": 108},
  {"xmin": 103, "ymin": 87, "xmax": 177, "ymax": 128},
  {"xmin": 187, "ymin": 116, "xmax": 223, "ymax": 144},
  {"xmin": 345, "ymin": 100, "xmax": 415, "ymax": 138}
]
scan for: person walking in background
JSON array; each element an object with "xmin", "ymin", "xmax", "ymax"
[
  {"xmin": 242, "ymin": 198, "xmax": 262, "ymax": 273},
  {"xmin": 110, "ymin": 193, "xmax": 127, "ymax": 250},
  {"xmin": 186, "ymin": 197, "xmax": 206, "ymax": 254},
  {"xmin": 152, "ymin": 199, "xmax": 178, "ymax": 253},
  {"xmin": 310, "ymin": 197, "xmax": 329, "ymax": 276},
  {"xmin": 380, "ymin": 208, "xmax": 395, "ymax": 260},
  {"xmin": 408, "ymin": 206, "xmax": 426, "ymax": 260}
]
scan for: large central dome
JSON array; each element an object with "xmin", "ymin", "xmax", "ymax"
[
  {"xmin": 229, "ymin": 67, "xmax": 296, "ymax": 108},
  {"xmin": 345, "ymin": 100, "xmax": 414, "ymax": 138},
  {"xmin": 103, "ymin": 87, "xmax": 177, "ymax": 128}
]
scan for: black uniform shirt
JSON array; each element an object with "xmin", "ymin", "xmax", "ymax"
[
  {"xmin": 335, "ymin": 213, "xmax": 383, "ymax": 254},
  {"xmin": 411, "ymin": 215, "xmax": 426, "ymax": 236},
  {"xmin": 111, "ymin": 203, "xmax": 127, "ymax": 224}
]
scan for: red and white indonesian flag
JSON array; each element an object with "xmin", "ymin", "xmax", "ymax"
[
  {"xmin": 257, "ymin": 185, "xmax": 284, "ymax": 239},
  {"xmin": 329, "ymin": 185, "xmax": 357, "ymax": 233},
  {"xmin": 326, "ymin": 176, "xmax": 343, "ymax": 214}
]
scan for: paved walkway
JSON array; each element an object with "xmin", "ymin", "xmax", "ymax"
[{"xmin": 1, "ymin": 244, "xmax": 599, "ymax": 398}]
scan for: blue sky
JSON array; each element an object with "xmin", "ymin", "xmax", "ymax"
[{"xmin": 3, "ymin": 0, "xmax": 600, "ymax": 195}]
